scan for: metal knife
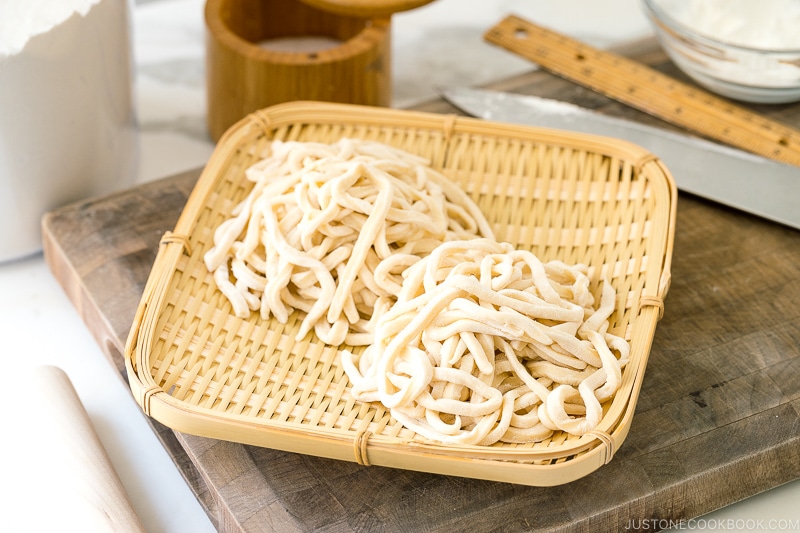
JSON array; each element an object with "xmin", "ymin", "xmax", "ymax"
[{"xmin": 441, "ymin": 86, "xmax": 800, "ymax": 231}]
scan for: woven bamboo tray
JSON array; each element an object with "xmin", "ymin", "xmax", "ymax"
[{"xmin": 124, "ymin": 101, "xmax": 676, "ymax": 486}]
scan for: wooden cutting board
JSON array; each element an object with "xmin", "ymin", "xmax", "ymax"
[{"xmin": 42, "ymin": 37, "xmax": 800, "ymax": 532}]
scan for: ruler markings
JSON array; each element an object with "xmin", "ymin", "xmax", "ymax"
[{"xmin": 485, "ymin": 16, "xmax": 800, "ymax": 166}]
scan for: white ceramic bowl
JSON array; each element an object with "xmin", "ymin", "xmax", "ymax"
[{"xmin": 641, "ymin": 0, "xmax": 800, "ymax": 104}]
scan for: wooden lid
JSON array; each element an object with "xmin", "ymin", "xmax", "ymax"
[{"xmin": 298, "ymin": 0, "xmax": 435, "ymax": 18}]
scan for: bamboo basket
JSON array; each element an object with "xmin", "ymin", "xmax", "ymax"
[{"xmin": 125, "ymin": 101, "xmax": 676, "ymax": 486}]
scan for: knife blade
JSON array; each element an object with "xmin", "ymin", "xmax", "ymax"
[{"xmin": 441, "ymin": 86, "xmax": 800, "ymax": 231}]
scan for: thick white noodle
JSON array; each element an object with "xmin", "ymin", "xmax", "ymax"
[{"xmin": 343, "ymin": 238, "xmax": 630, "ymax": 445}]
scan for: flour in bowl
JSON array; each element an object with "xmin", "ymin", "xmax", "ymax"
[{"xmin": 653, "ymin": 0, "xmax": 800, "ymax": 49}]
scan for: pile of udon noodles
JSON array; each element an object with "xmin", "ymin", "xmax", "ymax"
[
  {"xmin": 205, "ymin": 138, "xmax": 630, "ymax": 445},
  {"xmin": 344, "ymin": 238, "xmax": 630, "ymax": 445},
  {"xmin": 204, "ymin": 138, "xmax": 493, "ymax": 346}
]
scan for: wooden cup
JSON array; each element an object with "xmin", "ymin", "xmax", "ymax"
[{"xmin": 205, "ymin": 0, "xmax": 392, "ymax": 141}]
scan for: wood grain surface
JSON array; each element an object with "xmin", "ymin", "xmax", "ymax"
[{"xmin": 42, "ymin": 37, "xmax": 800, "ymax": 532}]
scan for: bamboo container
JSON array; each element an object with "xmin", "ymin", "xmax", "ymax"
[
  {"xmin": 205, "ymin": 0, "xmax": 400, "ymax": 141},
  {"xmin": 298, "ymin": 0, "xmax": 436, "ymax": 17}
]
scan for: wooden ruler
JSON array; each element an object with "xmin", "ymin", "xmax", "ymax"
[{"xmin": 484, "ymin": 15, "xmax": 800, "ymax": 167}]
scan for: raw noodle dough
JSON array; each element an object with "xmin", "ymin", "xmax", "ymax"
[
  {"xmin": 204, "ymin": 138, "xmax": 494, "ymax": 346},
  {"xmin": 343, "ymin": 239, "xmax": 630, "ymax": 445},
  {"xmin": 203, "ymin": 138, "xmax": 631, "ymax": 446}
]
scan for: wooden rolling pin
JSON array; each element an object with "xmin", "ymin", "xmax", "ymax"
[{"xmin": 14, "ymin": 366, "xmax": 145, "ymax": 532}]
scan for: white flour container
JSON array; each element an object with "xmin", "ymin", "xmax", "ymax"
[{"xmin": 0, "ymin": 0, "xmax": 138, "ymax": 262}]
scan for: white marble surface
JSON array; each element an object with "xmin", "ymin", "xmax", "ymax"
[{"xmin": 1, "ymin": 0, "xmax": 799, "ymax": 531}]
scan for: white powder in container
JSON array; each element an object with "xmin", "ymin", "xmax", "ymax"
[
  {"xmin": 653, "ymin": 0, "xmax": 800, "ymax": 50},
  {"xmin": 0, "ymin": 0, "xmax": 100, "ymax": 57}
]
